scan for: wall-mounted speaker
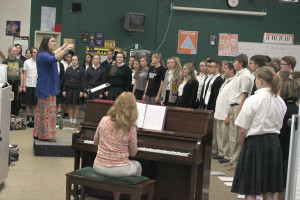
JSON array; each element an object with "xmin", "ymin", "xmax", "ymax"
[{"xmin": 72, "ymin": 3, "xmax": 81, "ymax": 13}]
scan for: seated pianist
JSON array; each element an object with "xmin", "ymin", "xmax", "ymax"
[{"xmin": 93, "ymin": 92, "xmax": 142, "ymax": 177}]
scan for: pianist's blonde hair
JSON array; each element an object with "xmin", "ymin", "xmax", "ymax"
[{"xmin": 107, "ymin": 92, "xmax": 138, "ymax": 134}]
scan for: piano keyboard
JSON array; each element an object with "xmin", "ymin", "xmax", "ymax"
[{"xmin": 138, "ymin": 147, "xmax": 190, "ymax": 157}]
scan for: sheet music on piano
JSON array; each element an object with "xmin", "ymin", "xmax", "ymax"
[
  {"xmin": 136, "ymin": 102, "xmax": 167, "ymax": 131},
  {"xmin": 286, "ymin": 115, "xmax": 300, "ymax": 200}
]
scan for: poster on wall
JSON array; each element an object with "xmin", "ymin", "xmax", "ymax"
[
  {"xmin": 6, "ymin": 21, "xmax": 21, "ymax": 36},
  {"xmin": 177, "ymin": 30, "xmax": 198, "ymax": 54},
  {"xmin": 105, "ymin": 40, "xmax": 116, "ymax": 49},
  {"xmin": 95, "ymin": 39, "xmax": 104, "ymax": 46},
  {"xmin": 13, "ymin": 37, "xmax": 29, "ymax": 56},
  {"xmin": 263, "ymin": 33, "xmax": 294, "ymax": 45},
  {"xmin": 40, "ymin": 6, "xmax": 56, "ymax": 31},
  {"xmin": 81, "ymin": 32, "xmax": 89, "ymax": 43},
  {"xmin": 95, "ymin": 32, "xmax": 105, "ymax": 39},
  {"xmin": 218, "ymin": 33, "xmax": 238, "ymax": 57},
  {"xmin": 85, "ymin": 46, "xmax": 122, "ymax": 62},
  {"xmin": 64, "ymin": 38, "xmax": 75, "ymax": 51}
]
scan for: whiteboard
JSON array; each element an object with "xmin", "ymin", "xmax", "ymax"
[
  {"xmin": 238, "ymin": 42, "xmax": 300, "ymax": 71},
  {"xmin": 286, "ymin": 115, "xmax": 300, "ymax": 200}
]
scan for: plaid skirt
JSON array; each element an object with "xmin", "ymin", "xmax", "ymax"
[
  {"xmin": 56, "ymin": 92, "xmax": 64, "ymax": 105},
  {"xmin": 25, "ymin": 87, "xmax": 38, "ymax": 106},
  {"xmin": 231, "ymin": 133, "xmax": 283, "ymax": 195},
  {"xmin": 107, "ymin": 87, "xmax": 124, "ymax": 101},
  {"xmin": 33, "ymin": 95, "xmax": 57, "ymax": 140},
  {"xmin": 65, "ymin": 87, "xmax": 83, "ymax": 105}
]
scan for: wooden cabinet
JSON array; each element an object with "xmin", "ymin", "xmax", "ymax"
[{"xmin": 34, "ymin": 31, "xmax": 61, "ymax": 49}]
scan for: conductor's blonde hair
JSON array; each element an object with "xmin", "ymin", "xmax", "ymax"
[{"xmin": 107, "ymin": 92, "xmax": 138, "ymax": 134}]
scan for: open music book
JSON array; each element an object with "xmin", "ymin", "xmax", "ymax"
[{"xmin": 136, "ymin": 102, "xmax": 167, "ymax": 131}]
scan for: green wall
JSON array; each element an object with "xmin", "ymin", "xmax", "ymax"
[{"xmin": 31, "ymin": 0, "xmax": 300, "ymax": 65}]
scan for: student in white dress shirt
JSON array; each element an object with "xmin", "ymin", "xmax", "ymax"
[
  {"xmin": 196, "ymin": 60, "xmax": 207, "ymax": 104},
  {"xmin": 231, "ymin": 66, "xmax": 286, "ymax": 200},
  {"xmin": 225, "ymin": 54, "xmax": 254, "ymax": 170},
  {"xmin": 248, "ymin": 55, "xmax": 267, "ymax": 95},
  {"xmin": 23, "ymin": 47, "xmax": 38, "ymax": 122},
  {"xmin": 213, "ymin": 62, "xmax": 235, "ymax": 163},
  {"xmin": 199, "ymin": 61, "xmax": 213, "ymax": 109}
]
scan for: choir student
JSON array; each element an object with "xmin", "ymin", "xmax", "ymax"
[
  {"xmin": 14, "ymin": 44, "xmax": 26, "ymax": 63},
  {"xmin": 101, "ymin": 50, "xmax": 114, "ymax": 81},
  {"xmin": 93, "ymin": 92, "xmax": 142, "ymax": 198},
  {"xmin": 213, "ymin": 62, "xmax": 235, "ymax": 164},
  {"xmin": 232, "ymin": 66, "xmax": 286, "ymax": 200},
  {"xmin": 196, "ymin": 60, "xmax": 208, "ymax": 105},
  {"xmin": 23, "ymin": 47, "xmax": 38, "ymax": 122},
  {"xmin": 277, "ymin": 79, "xmax": 300, "ymax": 200},
  {"xmin": 142, "ymin": 52, "xmax": 166, "ymax": 104},
  {"xmin": 107, "ymin": 52, "xmax": 132, "ymax": 100},
  {"xmin": 2, "ymin": 46, "xmax": 23, "ymax": 116},
  {"xmin": 204, "ymin": 60, "xmax": 224, "ymax": 111},
  {"xmin": 132, "ymin": 56, "xmax": 150, "ymax": 100},
  {"xmin": 248, "ymin": 55, "xmax": 267, "ymax": 95},
  {"xmin": 80, "ymin": 53, "xmax": 93, "ymax": 70},
  {"xmin": 62, "ymin": 55, "xmax": 85, "ymax": 128},
  {"xmin": 33, "ymin": 36, "xmax": 74, "ymax": 141},
  {"xmin": 199, "ymin": 60, "xmax": 213, "ymax": 109},
  {"xmin": 25, "ymin": 49, "xmax": 31, "ymax": 60},
  {"xmin": 176, "ymin": 62, "xmax": 198, "ymax": 108},
  {"xmin": 225, "ymin": 54, "xmax": 253, "ymax": 170},
  {"xmin": 280, "ymin": 56, "xmax": 296, "ymax": 73},
  {"xmin": 61, "ymin": 50, "xmax": 74, "ymax": 71},
  {"xmin": 84, "ymin": 54, "xmax": 106, "ymax": 100},
  {"xmin": 161, "ymin": 57, "xmax": 182, "ymax": 106}
]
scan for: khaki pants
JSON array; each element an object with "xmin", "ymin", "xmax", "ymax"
[
  {"xmin": 146, "ymin": 96, "xmax": 156, "ymax": 105},
  {"xmin": 229, "ymin": 105, "xmax": 241, "ymax": 164},
  {"xmin": 212, "ymin": 119, "xmax": 218, "ymax": 154},
  {"xmin": 215, "ymin": 119, "xmax": 230, "ymax": 160}
]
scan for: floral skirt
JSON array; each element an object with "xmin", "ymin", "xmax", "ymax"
[{"xmin": 33, "ymin": 95, "xmax": 57, "ymax": 140}]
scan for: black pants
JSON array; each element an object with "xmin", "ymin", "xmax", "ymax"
[
  {"xmin": 134, "ymin": 89, "xmax": 144, "ymax": 100},
  {"xmin": 8, "ymin": 80, "xmax": 21, "ymax": 116},
  {"xmin": 163, "ymin": 90, "xmax": 176, "ymax": 106}
]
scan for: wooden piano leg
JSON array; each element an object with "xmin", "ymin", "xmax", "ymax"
[
  {"xmin": 66, "ymin": 176, "xmax": 71, "ymax": 200},
  {"xmin": 189, "ymin": 165, "xmax": 197, "ymax": 200},
  {"xmin": 74, "ymin": 149, "xmax": 80, "ymax": 170},
  {"xmin": 73, "ymin": 150, "xmax": 81, "ymax": 200}
]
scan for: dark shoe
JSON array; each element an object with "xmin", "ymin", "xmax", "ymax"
[
  {"xmin": 27, "ymin": 121, "xmax": 34, "ymax": 128},
  {"xmin": 218, "ymin": 158, "xmax": 230, "ymax": 163},
  {"xmin": 62, "ymin": 113, "xmax": 69, "ymax": 119},
  {"xmin": 212, "ymin": 155, "xmax": 224, "ymax": 160}
]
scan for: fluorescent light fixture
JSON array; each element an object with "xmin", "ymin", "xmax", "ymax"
[{"xmin": 170, "ymin": 4, "xmax": 267, "ymax": 17}]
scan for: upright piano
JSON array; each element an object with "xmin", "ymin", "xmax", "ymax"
[{"xmin": 72, "ymin": 100, "xmax": 214, "ymax": 200}]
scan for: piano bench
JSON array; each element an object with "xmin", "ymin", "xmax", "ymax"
[{"xmin": 66, "ymin": 168, "xmax": 156, "ymax": 200}]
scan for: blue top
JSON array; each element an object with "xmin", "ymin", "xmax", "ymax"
[{"xmin": 36, "ymin": 52, "xmax": 59, "ymax": 98}]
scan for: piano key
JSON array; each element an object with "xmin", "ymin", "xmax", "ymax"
[{"xmin": 137, "ymin": 147, "xmax": 190, "ymax": 157}]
